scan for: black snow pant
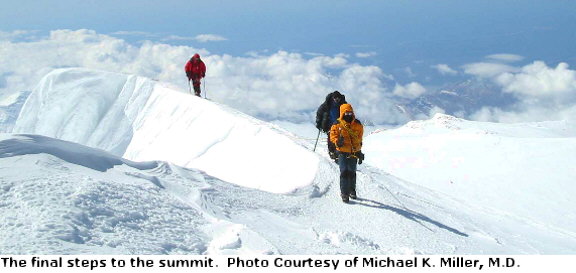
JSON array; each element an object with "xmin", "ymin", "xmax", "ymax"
[
  {"xmin": 192, "ymin": 79, "xmax": 201, "ymax": 96},
  {"xmin": 337, "ymin": 152, "xmax": 357, "ymax": 196}
]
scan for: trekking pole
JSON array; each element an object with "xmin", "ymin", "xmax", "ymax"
[
  {"xmin": 203, "ymin": 78, "xmax": 207, "ymax": 99},
  {"xmin": 313, "ymin": 112, "xmax": 329, "ymax": 151},
  {"xmin": 312, "ymin": 129, "xmax": 321, "ymax": 151},
  {"xmin": 188, "ymin": 79, "xmax": 192, "ymax": 95}
]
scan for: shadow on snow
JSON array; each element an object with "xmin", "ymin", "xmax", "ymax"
[{"xmin": 352, "ymin": 197, "xmax": 468, "ymax": 237}]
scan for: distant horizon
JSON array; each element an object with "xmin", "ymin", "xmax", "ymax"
[{"xmin": 2, "ymin": 1, "xmax": 576, "ymax": 124}]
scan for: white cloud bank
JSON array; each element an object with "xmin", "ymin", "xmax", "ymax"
[
  {"xmin": 496, "ymin": 61, "xmax": 576, "ymax": 98},
  {"xmin": 0, "ymin": 29, "xmax": 410, "ymax": 125},
  {"xmin": 5, "ymin": 29, "xmax": 572, "ymax": 125},
  {"xmin": 468, "ymin": 61, "xmax": 576, "ymax": 122}
]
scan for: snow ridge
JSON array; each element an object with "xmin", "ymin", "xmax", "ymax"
[{"xmin": 14, "ymin": 68, "xmax": 318, "ymax": 193}]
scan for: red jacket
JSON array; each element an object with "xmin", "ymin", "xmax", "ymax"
[{"xmin": 185, "ymin": 53, "xmax": 206, "ymax": 80}]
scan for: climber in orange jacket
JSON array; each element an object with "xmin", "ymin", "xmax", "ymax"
[{"xmin": 330, "ymin": 103, "xmax": 365, "ymax": 203}]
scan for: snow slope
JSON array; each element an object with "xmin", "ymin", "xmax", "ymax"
[
  {"xmin": 365, "ymin": 114, "xmax": 576, "ymax": 244},
  {"xmin": 2, "ymin": 68, "xmax": 576, "ymax": 254},
  {"xmin": 2, "ymin": 131, "xmax": 575, "ymax": 254},
  {"xmin": 13, "ymin": 68, "xmax": 317, "ymax": 194},
  {"xmin": 0, "ymin": 133, "xmax": 536, "ymax": 254}
]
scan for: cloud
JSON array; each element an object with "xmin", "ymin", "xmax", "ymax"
[
  {"xmin": 161, "ymin": 35, "xmax": 196, "ymax": 41},
  {"xmin": 392, "ymin": 82, "xmax": 426, "ymax": 99},
  {"xmin": 11, "ymin": 29, "xmax": 573, "ymax": 125},
  {"xmin": 468, "ymin": 61, "xmax": 576, "ymax": 122},
  {"xmin": 0, "ymin": 29, "xmax": 408, "ymax": 125},
  {"xmin": 194, "ymin": 34, "xmax": 227, "ymax": 42},
  {"xmin": 110, "ymin": 31, "xmax": 228, "ymax": 43},
  {"xmin": 485, "ymin": 54, "xmax": 524, "ymax": 63},
  {"xmin": 470, "ymin": 105, "xmax": 576, "ymax": 123},
  {"xmin": 431, "ymin": 64, "xmax": 458, "ymax": 76},
  {"xmin": 111, "ymin": 31, "xmax": 156, "ymax": 37},
  {"xmin": 465, "ymin": 60, "xmax": 576, "ymax": 102},
  {"xmin": 0, "ymin": 30, "xmax": 40, "ymax": 41},
  {"xmin": 463, "ymin": 62, "xmax": 518, "ymax": 78},
  {"xmin": 403, "ymin": 67, "xmax": 416, "ymax": 78},
  {"xmin": 355, "ymin": 52, "xmax": 377, "ymax": 58},
  {"xmin": 496, "ymin": 61, "xmax": 576, "ymax": 99}
]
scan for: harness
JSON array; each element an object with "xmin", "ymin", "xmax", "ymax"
[{"xmin": 338, "ymin": 119, "xmax": 361, "ymax": 158}]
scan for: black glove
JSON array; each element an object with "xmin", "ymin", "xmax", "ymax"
[
  {"xmin": 337, "ymin": 135, "xmax": 344, "ymax": 147},
  {"xmin": 357, "ymin": 151, "xmax": 365, "ymax": 164}
]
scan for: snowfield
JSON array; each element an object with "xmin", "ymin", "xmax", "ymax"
[
  {"xmin": 1, "ymin": 68, "xmax": 575, "ymax": 254},
  {"xmin": 365, "ymin": 114, "xmax": 576, "ymax": 237}
]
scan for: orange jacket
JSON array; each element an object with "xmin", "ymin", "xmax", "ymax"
[{"xmin": 330, "ymin": 104, "xmax": 363, "ymax": 154}]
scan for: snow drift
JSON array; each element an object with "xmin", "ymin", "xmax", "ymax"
[
  {"xmin": 0, "ymin": 134, "xmax": 267, "ymax": 254},
  {"xmin": 14, "ymin": 68, "xmax": 318, "ymax": 193}
]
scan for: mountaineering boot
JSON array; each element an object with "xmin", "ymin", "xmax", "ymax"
[
  {"xmin": 349, "ymin": 190, "xmax": 357, "ymax": 200},
  {"xmin": 341, "ymin": 194, "xmax": 349, "ymax": 203}
]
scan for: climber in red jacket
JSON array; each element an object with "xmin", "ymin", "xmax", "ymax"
[{"xmin": 184, "ymin": 53, "xmax": 206, "ymax": 96}]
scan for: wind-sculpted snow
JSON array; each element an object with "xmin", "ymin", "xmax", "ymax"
[
  {"xmin": 3, "ymin": 131, "xmax": 576, "ymax": 254},
  {"xmin": 14, "ymin": 68, "xmax": 318, "ymax": 193},
  {"xmin": 0, "ymin": 134, "xmax": 157, "ymax": 172},
  {"xmin": 0, "ymin": 133, "xmax": 481, "ymax": 254},
  {"xmin": 0, "ymin": 134, "xmax": 213, "ymax": 254}
]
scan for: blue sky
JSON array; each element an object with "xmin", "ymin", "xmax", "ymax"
[
  {"xmin": 2, "ymin": 0, "xmax": 576, "ymax": 124},
  {"xmin": 3, "ymin": 0, "xmax": 575, "ymax": 82}
]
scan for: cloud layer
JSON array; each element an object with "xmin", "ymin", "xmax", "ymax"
[
  {"xmin": 2, "ymin": 29, "xmax": 575, "ymax": 125},
  {"xmin": 0, "ymin": 29, "xmax": 410, "ymax": 125},
  {"xmin": 468, "ymin": 61, "xmax": 576, "ymax": 122}
]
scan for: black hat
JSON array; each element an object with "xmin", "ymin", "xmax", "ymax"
[{"xmin": 332, "ymin": 90, "xmax": 344, "ymax": 100}]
